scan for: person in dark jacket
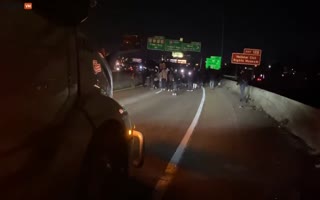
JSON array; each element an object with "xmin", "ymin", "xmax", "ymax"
[
  {"xmin": 209, "ymin": 69, "xmax": 218, "ymax": 89},
  {"xmin": 149, "ymin": 68, "xmax": 154, "ymax": 88},
  {"xmin": 237, "ymin": 69, "xmax": 250, "ymax": 102},
  {"xmin": 153, "ymin": 68, "xmax": 160, "ymax": 89},
  {"xmin": 209, "ymin": 71, "xmax": 214, "ymax": 89},
  {"xmin": 216, "ymin": 69, "xmax": 222, "ymax": 87},
  {"xmin": 172, "ymin": 69, "xmax": 179, "ymax": 96},
  {"xmin": 141, "ymin": 67, "xmax": 147, "ymax": 87},
  {"xmin": 187, "ymin": 70, "xmax": 193, "ymax": 91},
  {"xmin": 168, "ymin": 69, "xmax": 174, "ymax": 91}
]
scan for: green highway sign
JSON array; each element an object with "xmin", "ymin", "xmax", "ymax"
[
  {"xmin": 165, "ymin": 39, "xmax": 182, "ymax": 51},
  {"xmin": 181, "ymin": 43, "xmax": 194, "ymax": 51},
  {"xmin": 147, "ymin": 36, "xmax": 165, "ymax": 51},
  {"xmin": 182, "ymin": 42, "xmax": 201, "ymax": 52},
  {"xmin": 206, "ymin": 56, "xmax": 222, "ymax": 70},
  {"xmin": 181, "ymin": 42, "xmax": 201, "ymax": 52},
  {"xmin": 147, "ymin": 36, "xmax": 201, "ymax": 52}
]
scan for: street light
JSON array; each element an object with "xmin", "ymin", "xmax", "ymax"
[{"xmin": 268, "ymin": 65, "xmax": 272, "ymax": 69}]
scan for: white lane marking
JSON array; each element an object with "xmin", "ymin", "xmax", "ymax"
[
  {"xmin": 155, "ymin": 89, "xmax": 163, "ymax": 94},
  {"xmin": 152, "ymin": 87, "xmax": 206, "ymax": 200},
  {"xmin": 113, "ymin": 85, "xmax": 142, "ymax": 93}
]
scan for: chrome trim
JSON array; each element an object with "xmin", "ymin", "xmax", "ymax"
[{"xmin": 132, "ymin": 130, "xmax": 144, "ymax": 167}]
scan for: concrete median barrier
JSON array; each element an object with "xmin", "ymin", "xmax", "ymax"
[
  {"xmin": 223, "ymin": 79, "xmax": 320, "ymax": 153},
  {"xmin": 112, "ymin": 71, "xmax": 142, "ymax": 91}
]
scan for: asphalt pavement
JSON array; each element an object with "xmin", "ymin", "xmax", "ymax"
[{"xmin": 113, "ymin": 85, "xmax": 314, "ymax": 200}]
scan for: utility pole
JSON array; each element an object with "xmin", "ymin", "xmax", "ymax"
[{"xmin": 221, "ymin": 4, "xmax": 225, "ymax": 59}]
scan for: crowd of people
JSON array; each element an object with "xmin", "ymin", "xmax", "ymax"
[
  {"xmin": 140, "ymin": 61, "xmax": 252, "ymax": 104},
  {"xmin": 141, "ymin": 62, "xmax": 203, "ymax": 96}
]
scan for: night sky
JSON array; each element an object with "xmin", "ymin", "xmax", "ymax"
[{"xmin": 81, "ymin": 0, "xmax": 319, "ymax": 71}]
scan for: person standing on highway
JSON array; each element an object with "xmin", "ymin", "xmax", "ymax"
[
  {"xmin": 154, "ymin": 71, "xmax": 160, "ymax": 89},
  {"xmin": 131, "ymin": 66, "xmax": 136, "ymax": 88},
  {"xmin": 159, "ymin": 62, "xmax": 167, "ymax": 90},
  {"xmin": 209, "ymin": 70, "xmax": 214, "ymax": 89},
  {"xmin": 168, "ymin": 69, "xmax": 174, "ymax": 91},
  {"xmin": 150, "ymin": 68, "xmax": 154, "ymax": 88},
  {"xmin": 216, "ymin": 69, "xmax": 222, "ymax": 87},
  {"xmin": 172, "ymin": 69, "xmax": 179, "ymax": 96},
  {"xmin": 237, "ymin": 69, "xmax": 249, "ymax": 103},
  {"xmin": 187, "ymin": 70, "xmax": 193, "ymax": 91},
  {"xmin": 161, "ymin": 68, "xmax": 168, "ymax": 91},
  {"xmin": 159, "ymin": 69, "xmax": 163, "ymax": 90},
  {"xmin": 166, "ymin": 67, "xmax": 170, "ymax": 91},
  {"xmin": 141, "ymin": 67, "xmax": 147, "ymax": 87},
  {"xmin": 193, "ymin": 69, "xmax": 199, "ymax": 90},
  {"xmin": 166, "ymin": 68, "xmax": 170, "ymax": 91}
]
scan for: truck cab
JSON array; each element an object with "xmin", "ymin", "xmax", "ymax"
[{"xmin": 0, "ymin": 0, "xmax": 144, "ymax": 199}]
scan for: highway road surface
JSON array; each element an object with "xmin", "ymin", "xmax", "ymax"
[{"xmin": 113, "ymin": 84, "xmax": 316, "ymax": 200}]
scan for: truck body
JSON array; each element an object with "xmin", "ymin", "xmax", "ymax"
[{"xmin": 0, "ymin": 1, "xmax": 144, "ymax": 199}]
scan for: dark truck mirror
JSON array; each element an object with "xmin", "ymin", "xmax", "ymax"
[{"xmin": 32, "ymin": 0, "xmax": 90, "ymax": 26}]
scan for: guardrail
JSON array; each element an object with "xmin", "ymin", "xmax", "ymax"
[
  {"xmin": 223, "ymin": 79, "xmax": 320, "ymax": 153},
  {"xmin": 112, "ymin": 72, "xmax": 142, "ymax": 91},
  {"xmin": 223, "ymin": 75, "xmax": 237, "ymax": 81}
]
